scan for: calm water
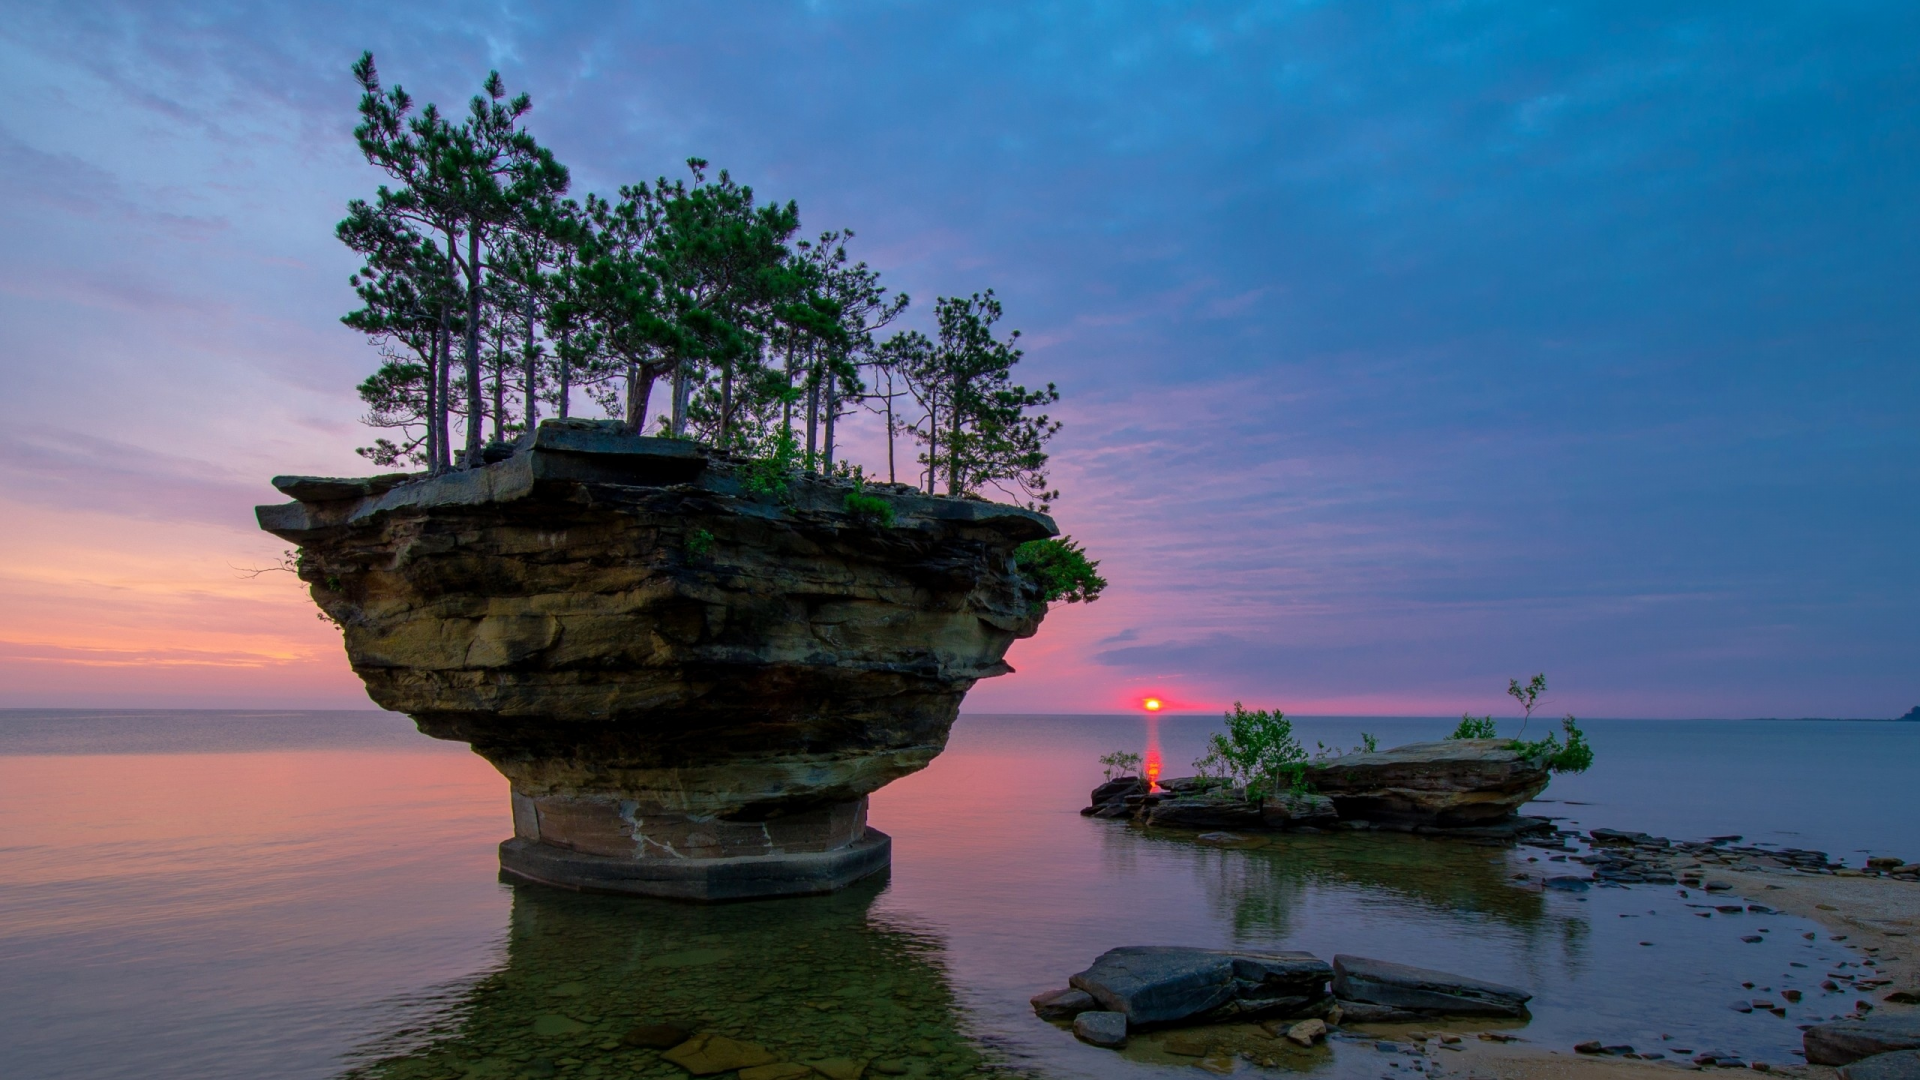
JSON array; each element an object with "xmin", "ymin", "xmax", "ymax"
[{"xmin": 0, "ymin": 711, "xmax": 1912, "ymax": 1080}]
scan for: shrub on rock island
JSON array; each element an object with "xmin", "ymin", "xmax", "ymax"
[
  {"xmin": 1195, "ymin": 703, "xmax": 1310, "ymax": 799},
  {"xmin": 1444, "ymin": 674, "xmax": 1595, "ymax": 774}
]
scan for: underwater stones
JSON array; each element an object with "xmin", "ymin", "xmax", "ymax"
[
  {"xmin": 1806, "ymin": 1016, "xmax": 1920, "ymax": 1066},
  {"xmin": 663, "ymin": 1033, "xmax": 779, "ymax": 1075},
  {"xmin": 1073, "ymin": 1011, "xmax": 1128, "ymax": 1048},
  {"xmin": 804, "ymin": 1057, "xmax": 869, "ymax": 1080},
  {"xmin": 1304, "ymin": 740, "xmax": 1550, "ymax": 826},
  {"xmin": 1331, "ymin": 955, "xmax": 1532, "ymax": 1018},
  {"xmin": 258, "ymin": 421, "xmax": 1054, "ymax": 900},
  {"xmin": 738, "ymin": 1066, "xmax": 813, "ymax": 1080},
  {"xmin": 621, "ymin": 1021, "xmax": 692, "ymax": 1048}
]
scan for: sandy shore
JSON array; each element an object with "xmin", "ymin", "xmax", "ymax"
[{"xmin": 1424, "ymin": 868, "xmax": 1920, "ymax": 1080}]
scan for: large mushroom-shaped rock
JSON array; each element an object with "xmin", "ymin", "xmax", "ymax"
[
  {"xmin": 257, "ymin": 420, "xmax": 1054, "ymax": 900},
  {"xmin": 1303, "ymin": 739, "xmax": 1549, "ymax": 826}
]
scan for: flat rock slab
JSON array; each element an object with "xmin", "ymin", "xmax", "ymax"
[
  {"xmin": 1841, "ymin": 1050, "xmax": 1920, "ymax": 1080},
  {"xmin": 1069, "ymin": 947, "xmax": 1331, "ymax": 1027},
  {"xmin": 1030, "ymin": 987, "xmax": 1096, "ymax": 1020},
  {"xmin": 1074, "ymin": 1011, "xmax": 1128, "ymax": 1048},
  {"xmin": 1072, "ymin": 947, "xmax": 1236, "ymax": 1026},
  {"xmin": 1332, "ymin": 955, "xmax": 1531, "ymax": 1017},
  {"xmin": 1808, "ymin": 1016, "xmax": 1920, "ymax": 1066}
]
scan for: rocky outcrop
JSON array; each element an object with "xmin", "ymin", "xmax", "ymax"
[
  {"xmin": 1039, "ymin": 947, "xmax": 1531, "ymax": 1051},
  {"xmin": 258, "ymin": 419, "xmax": 1054, "ymax": 899},
  {"xmin": 1331, "ymin": 955, "xmax": 1532, "ymax": 1018},
  {"xmin": 1841, "ymin": 1051, "xmax": 1920, "ymax": 1080},
  {"xmin": 1065, "ymin": 947, "xmax": 1333, "ymax": 1028},
  {"xmin": 1303, "ymin": 739, "xmax": 1550, "ymax": 826},
  {"xmin": 1807, "ymin": 1016, "xmax": 1920, "ymax": 1066}
]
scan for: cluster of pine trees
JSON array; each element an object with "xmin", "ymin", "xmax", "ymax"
[{"xmin": 338, "ymin": 53, "xmax": 1060, "ymax": 508}]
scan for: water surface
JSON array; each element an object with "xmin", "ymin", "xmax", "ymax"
[{"xmin": 0, "ymin": 711, "xmax": 1906, "ymax": 1080}]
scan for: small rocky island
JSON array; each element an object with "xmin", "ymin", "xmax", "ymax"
[
  {"xmin": 1086, "ymin": 738, "xmax": 1554, "ymax": 837},
  {"xmin": 259, "ymin": 419, "xmax": 1056, "ymax": 900}
]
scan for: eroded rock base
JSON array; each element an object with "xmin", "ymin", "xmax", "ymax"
[{"xmin": 498, "ymin": 827, "xmax": 892, "ymax": 901}]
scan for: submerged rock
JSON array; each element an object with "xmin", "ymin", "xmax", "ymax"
[
  {"xmin": 1331, "ymin": 955, "xmax": 1532, "ymax": 1017},
  {"xmin": 1304, "ymin": 740, "xmax": 1550, "ymax": 826},
  {"xmin": 258, "ymin": 420, "xmax": 1054, "ymax": 900},
  {"xmin": 663, "ymin": 1034, "xmax": 778, "ymax": 1075}
]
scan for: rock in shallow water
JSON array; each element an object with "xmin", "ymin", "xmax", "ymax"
[
  {"xmin": 1331, "ymin": 955, "xmax": 1532, "ymax": 1017},
  {"xmin": 1073, "ymin": 1011, "xmax": 1128, "ymax": 1048},
  {"xmin": 1807, "ymin": 1016, "xmax": 1920, "ymax": 1066},
  {"xmin": 1068, "ymin": 946, "xmax": 1332, "ymax": 1027},
  {"xmin": 1841, "ymin": 1050, "xmax": 1920, "ymax": 1080},
  {"xmin": 1029, "ymin": 987, "xmax": 1096, "ymax": 1020}
]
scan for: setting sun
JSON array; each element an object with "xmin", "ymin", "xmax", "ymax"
[{"xmin": 1142, "ymin": 698, "xmax": 1162, "ymax": 712}]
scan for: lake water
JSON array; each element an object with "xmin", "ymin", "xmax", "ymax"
[{"xmin": 0, "ymin": 711, "xmax": 1912, "ymax": 1080}]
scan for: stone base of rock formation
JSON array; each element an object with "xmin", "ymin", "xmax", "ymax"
[
  {"xmin": 497, "ymin": 791, "xmax": 889, "ymax": 899},
  {"xmin": 499, "ymin": 827, "xmax": 892, "ymax": 901}
]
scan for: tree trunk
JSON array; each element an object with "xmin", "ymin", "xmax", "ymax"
[
  {"xmin": 671, "ymin": 362, "xmax": 688, "ymax": 438},
  {"xmin": 823, "ymin": 374, "xmax": 837, "ymax": 472},
  {"xmin": 925, "ymin": 392, "xmax": 939, "ymax": 494},
  {"xmin": 884, "ymin": 385, "xmax": 896, "ymax": 484},
  {"xmin": 625, "ymin": 361, "xmax": 652, "ymax": 434},
  {"xmin": 719, "ymin": 363, "xmax": 733, "ymax": 447},
  {"xmin": 424, "ymin": 318, "xmax": 440, "ymax": 474},
  {"xmin": 947, "ymin": 378, "xmax": 963, "ymax": 496},
  {"xmin": 491, "ymin": 323, "xmax": 505, "ymax": 444},
  {"xmin": 463, "ymin": 229, "xmax": 483, "ymax": 468},
  {"xmin": 557, "ymin": 328, "xmax": 570, "ymax": 420},
  {"xmin": 805, "ymin": 369, "xmax": 819, "ymax": 469},
  {"xmin": 522, "ymin": 290, "xmax": 538, "ymax": 433}
]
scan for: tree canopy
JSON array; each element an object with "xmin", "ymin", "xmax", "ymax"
[
  {"xmin": 336, "ymin": 52, "xmax": 1063, "ymax": 509},
  {"xmin": 335, "ymin": 54, "xmax": 1100, "ymax": 604}
]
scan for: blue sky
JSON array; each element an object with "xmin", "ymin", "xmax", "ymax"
[{"xmin": 0, "ymin": 2, "xmax": 1914, "ymax": 717}]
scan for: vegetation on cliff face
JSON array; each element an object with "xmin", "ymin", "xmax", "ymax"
[
  {"xmin": 336, "ymin": 53, "xmax": 1064, "ymax": 514},
  {"xmin": 1012, "ymin": 537, "xmax": 1106, "ymax": 605}
]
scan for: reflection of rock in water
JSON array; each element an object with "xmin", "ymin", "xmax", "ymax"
[
  {"xmin": 1113, "ymin": 827, "xmax": 1572, "ymax": 942},
  {"xmin": 340, "ymin": 877, "xmax": 1017, "ymax": 1080}
]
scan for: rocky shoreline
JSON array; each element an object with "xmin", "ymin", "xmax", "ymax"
[{"xmin": 1064, "ymin": 781, "xmax": 1920, "ymax": 1079}]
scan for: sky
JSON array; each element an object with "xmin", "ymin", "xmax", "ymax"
[{"xmin": 0, "ymin": 1, "xmax": 1914, "ymax": 718}]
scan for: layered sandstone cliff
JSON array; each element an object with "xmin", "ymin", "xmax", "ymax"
[{"xmin": 258, "ymin": 419, "xmax": 1055, "ymax": 896}]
